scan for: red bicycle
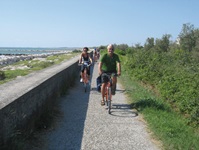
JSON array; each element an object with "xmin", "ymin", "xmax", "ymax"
[
  {"xmin": 79, "ymin": 61, "xmax": 91, "ymax": 92},
  {"xmin": 102, "ymin": 73, "xmax": 117, "ymax": 114}
]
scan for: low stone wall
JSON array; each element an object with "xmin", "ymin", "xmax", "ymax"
[{"xmin": 0, "ymin": 55, "xmax": 79, "ymax": 145}]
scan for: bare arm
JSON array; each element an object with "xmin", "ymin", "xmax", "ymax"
[
  {"xmin": 98, "ymin": 62, "xmax": 103, "ymax": 75},
  {"xmin": 117, "ymin": 62, "xmax": 121, "ymax": 76},
  {"xmin": 89, "ymin": 56, "xmax": 93, "ymax": 64}
]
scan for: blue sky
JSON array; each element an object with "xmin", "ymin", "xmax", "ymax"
[{"xmin": 0, "ymin": 0, "xmax": 199, "ymax": 47}]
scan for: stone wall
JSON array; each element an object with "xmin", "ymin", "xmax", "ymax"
[{"xmin": 0, "ymin": 55, "xmax": 80, "ymax": 145}]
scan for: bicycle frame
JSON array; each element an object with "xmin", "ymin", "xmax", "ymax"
[
  {"xmin": 103, "ymin": 73, "xmax": 114, "ymax": 114},
  {"xmin": 80, "ymin": 61, "xmax": 90, "ymax": 92}
]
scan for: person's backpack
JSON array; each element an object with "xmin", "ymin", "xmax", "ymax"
[{"xmin": 96, "ymin": 75, "xmax": 101, "ymax": 92}]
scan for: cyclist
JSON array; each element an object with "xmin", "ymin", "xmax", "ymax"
[
  {"xmin": 93, "ymin": 48, "xmax": 97, "ymax": 61},
  {"xmin": 98, "ymin": 44, "xmax": 121, "ymax": 106},
  {"xmin": 94, "ymin": 48, "xmax": 97, "ymax": 56},
  {"xmin": 79, "ymin": 47, "xmax": 93, "ymax": 82},
  {"xmin": 96, "ymin": 48, "xmax": 100, "ymax": 59}
]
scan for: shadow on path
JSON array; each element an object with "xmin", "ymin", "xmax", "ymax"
[
  {"xmin": 38, "ymin": 66, "xmax": 95, "ymax": 150},
  {"xmin": 108, "ymin": 103, "xmax": 138, "ymax": 118}
]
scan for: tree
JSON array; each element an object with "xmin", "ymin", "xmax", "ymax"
[
  {"xmin": 116, "ymin": 44, "xmax": 129, "ymax": 51},
  {"xmin": 155, "ymin": 34, "xmax": 171, "ymax": 52},
  {"xmin": 193, "ymin": 29, "xmax": 199, "ymax": 52},
  {"xmin": 144, "ymin": 37, "xmax": 155, "ymax": 50},
  {"xmin": 134, "ymin": 43, "xmax": 143, "ymax": 49},
  {"xmin": 179, "ymin": 23, "xmax": 196, "ymax": 52}
]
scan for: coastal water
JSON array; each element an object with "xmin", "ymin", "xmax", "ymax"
[{"xmin": 0, "ymin": 47, "xmax": 77, "ymax": 55}]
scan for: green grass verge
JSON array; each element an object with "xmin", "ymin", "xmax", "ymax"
[{"xmin": 119, "ymin": 70, "xmax": 199, "ymax": 150}]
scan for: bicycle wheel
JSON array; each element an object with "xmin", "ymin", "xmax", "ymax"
[
  {"xmin": 84, "ymin": 83, "xmax": 87, "ymax": 92},
  {"xmin": 107, "ymin": 87, "xmax": 112, "ymax": 114},
  {"xmin": 105, "ymin": 86, "xmax": 108, "ymax": 106},
  {"xmin": 83, "ymin": 69, "xmax": 88, "ymax": 92}
]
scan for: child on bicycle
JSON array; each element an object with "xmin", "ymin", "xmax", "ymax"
[
  {"xmin": 79, "ymin": 47, "xmax": 93, "ymax": 82},
  {"xmin": 98, "ymin": 44, "xmax": 121, "ymax": 106}
]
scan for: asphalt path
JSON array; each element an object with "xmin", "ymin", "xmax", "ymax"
[{"xmin": 34, "ymin": 61, "xmax": 160, "ymax": 150}]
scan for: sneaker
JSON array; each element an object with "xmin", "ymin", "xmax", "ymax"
[
  {"xmin": 80, "ymin": 78, "xmax": 83, "ymax": 82},
  {"xmin": 101, "ymin": 101, "xmax": 105, "ymax": 106}
]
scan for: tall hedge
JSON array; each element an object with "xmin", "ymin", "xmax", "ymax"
[{"xmin": 123, "ymin": 48, "xmax": 199, "ymax": 126}]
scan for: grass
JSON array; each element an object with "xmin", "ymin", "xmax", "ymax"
[
  {"xmin": 0, "ymin": 51, "xmax": 80, "ymax": 85},
  {"xmin": 119, "ymin": 70, "xmax": 199, "ymax": 150}
]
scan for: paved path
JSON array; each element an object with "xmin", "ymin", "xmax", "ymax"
[{"xmin": 36, "ymin": 62, "xmax": 160, "ymax": 150}]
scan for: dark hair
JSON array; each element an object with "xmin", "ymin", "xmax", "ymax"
[{"xmin": 83, "ymin": 47, "xmax": 89, "ymax": 51}]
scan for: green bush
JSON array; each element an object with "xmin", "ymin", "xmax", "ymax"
[{"xmin": 124, "ymin": 48, "xmax": 199, "ymax": 126}]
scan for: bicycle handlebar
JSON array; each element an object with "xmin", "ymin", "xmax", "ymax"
[
  {"xmin": 101, "ymin": 72, "xmax": 118, "ymax": 77},
  {"xmin": 78, "ymin": 62, "xmax": 92, "ymax": 67}
]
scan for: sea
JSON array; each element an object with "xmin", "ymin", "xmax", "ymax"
[{"xmin": 0, "ymin": 47, "xmax": 79, "ymax": 55}]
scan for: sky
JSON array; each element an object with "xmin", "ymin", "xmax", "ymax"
[{"xmin": 0, "ymin": 0, "xmax": 199, "ymax": 48}]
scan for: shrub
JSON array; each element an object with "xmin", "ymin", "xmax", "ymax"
[{"xmin": 123, "ymin": 48, "xmax": 199, "ymax": 126}]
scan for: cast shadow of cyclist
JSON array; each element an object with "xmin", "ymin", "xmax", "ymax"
[
  {"xmin": 109, "ymin": 103, "xmax": 138, "ymax": 118},
  {"xmin": 115, "ymin": 89, "xmax": 126, "ymax": 93}
]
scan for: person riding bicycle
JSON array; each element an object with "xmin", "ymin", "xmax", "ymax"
[
  {"xmin": 98, "ymin": 44, "xmax": 121, "ymax": 106},
  {"xmin": 96, "ymin": 48, "xmax": 100, "ymax": 59},
  {"xmin": 93, "ymin": 48, "xmax": 98, "ymax": 62},
  {"xmin": 79, "ymin": 47, "xmax": 93, "ymax": 82},
  {"xmin": 94, "ymin": 48, "xmax": 97, "ymax": 56}
]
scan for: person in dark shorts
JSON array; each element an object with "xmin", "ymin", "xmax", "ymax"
[{"xmin": 98, "ymin": 44, "xmax": 121, "ymax": 106}]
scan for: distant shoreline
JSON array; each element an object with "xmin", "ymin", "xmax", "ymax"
[
  {"xmin": 0, "ymin": 53, "xmax": 29, "ymax": 56},
  {"xmin": 0, "ymin": 50, "xmax": 75, "ymax": 66},
  {"xmin": 0, "ymin": 47, "xmax": 81, "ymax": 55}
]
